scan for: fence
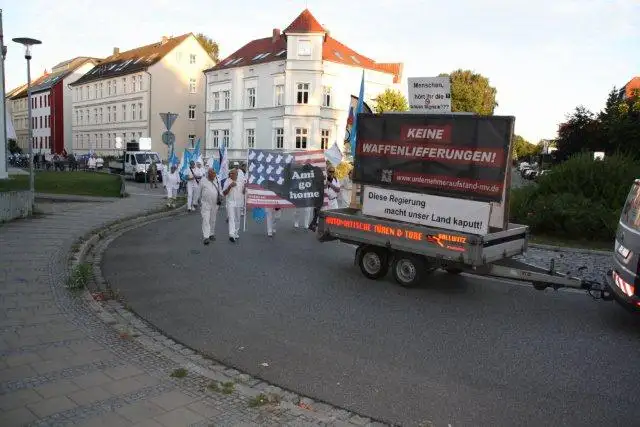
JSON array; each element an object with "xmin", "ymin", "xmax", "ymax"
[{"xmin": 0, "ymin": 191, "xmax": 33, "ymax": 223}]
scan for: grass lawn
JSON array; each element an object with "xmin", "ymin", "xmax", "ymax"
[
  {"xmin": 0, "ymin": 171, "xmax": 121, "ymax": 197},
  {"xmin": 529, "ymin": 234, "xmax": 613, "ymax": 251}
]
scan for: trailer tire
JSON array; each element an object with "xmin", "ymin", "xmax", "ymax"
[
  {"xmin": 391, "ymin": 253, "xmax": 425, "ymax": 288},
  {"xmin": 356, "ymin": 246, "xmax": 389, "ymax": 280}
]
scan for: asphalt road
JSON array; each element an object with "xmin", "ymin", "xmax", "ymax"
[{"xmin": 102, "ymin": 210, "xmax": 640, "ymax": 427}]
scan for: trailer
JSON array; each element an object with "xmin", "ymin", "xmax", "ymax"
[{"xmin": 315, "ymin": 112, "xmax": 620, "ymax": 308}]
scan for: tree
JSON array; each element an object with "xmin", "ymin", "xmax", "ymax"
[
  {"xmin": 555, "ymin": 106, "xmax": 601, "ymax": 158},
  {"xmin": 372, "ymin": 89, "xmax": 409, "ymax": 113},
  {"xmin": 439, "ymin": 69, "xmax": 498, "ymax": 115},
  {"xmin": 511, "ymin": 135, "xmax": 541, "ymax": 160},
  {"xmin": 597, "ymin": 87, "xmax": 640, "ymax": 155},
  {"xmin": 8, "ymin": 139, "xmax": 22, "ymax": 154},
  {"xmin": 195, "ymin": 33, "xmax": 220, "ymax": 63}
]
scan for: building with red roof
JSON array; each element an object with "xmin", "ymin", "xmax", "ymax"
[{"xmin": 203, "ymin": 9, "xmax": 403, "ymax": 160}]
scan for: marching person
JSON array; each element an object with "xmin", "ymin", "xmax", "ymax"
[
  {"xmin": 199, "ymin": 168, "xmax": 222, "ymax": 245},
  {"xmin": 325, "ymin": 166, "xmax": 341, "ymax": 210},
  {"xmin": 165, "ymin": 165, "xmax": 180, "ymax": 208},
  {"xmin": 161, "ymin": 160, "xmax": 169, "ymax": 188},
  {"xmin": 194, "ymin": 160, "xmax": 205, "ymax": 207},
  {"xmin": 186, "ymin": 160, "xmax": 202, "ymax": 212},
  {"xmin": 339, "ymin": 166, "xmax": 353, "ymax": 208},
  {"xmin": 237, "ymin": 163, "xmax": 247, "ymax": 218},
  {"xmin": 223, "ymin": 168, "xmax": 245, "ymax": 242},
  {"xmin": 265, "ymin": 208, "xmax": 282, "ymax": 237},
  {"xmin": 293, "ymin": 207, "xmax": 312, "ymax": 229},
  {"xmin": 148, "ymin": 160, "xmax": 159, "ymax": 189}
]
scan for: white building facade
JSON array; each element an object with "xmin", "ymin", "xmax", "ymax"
[
  {"xmin": 203, "ymin": 9, "xmax": 402, "ymax": 162},
  {"xmin": 70, "ymin": 34, "xmax": 215, "ymax": 156}
]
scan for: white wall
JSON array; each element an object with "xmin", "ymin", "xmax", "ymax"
[
  {"xmin": 31, "ymin": 91, "xmax": 51, "ymax": 152},
  {"xmin": 62, "ymin": 62, "xmax": 96, "ymax": 154},
  {"xmin": 149, "ymin": 35, "xmax": 215, "ymax": 158},
  {"xmin": 10, "ymin": 97, "xmax": 29, "ymax": 151}
]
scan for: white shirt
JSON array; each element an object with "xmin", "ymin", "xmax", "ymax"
[
  {"xmin": 199, "ymin": 177, "xmax": 221, "ymax": 205},
  {"xmin": 326, "ymin": 177, "xmax": 340, "ymax": 200},
  {"xmin": 166, "ymin": 171, "xmax": 181, "ymax": 190},
  {"xmin": 223, "ymin": 179, "xmax": 244, "ymax": 207},
  {"xmin": 88, "ymin": 158, "xmax": 96, "ymax": 168},
  {"xmin": 187, "ymin": 167, "xmax": 204, "ymax": 186}
]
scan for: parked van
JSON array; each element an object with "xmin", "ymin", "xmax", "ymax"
[{"xmin": 610, "ymin": 179, "xmax": 640, "ymax": 311}]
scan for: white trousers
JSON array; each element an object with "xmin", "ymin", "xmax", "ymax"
[
  {"xmin": 293, "ymin": 208, "xmax": 312, "ymax": 228},
  {"xmin": 227, "ymin": 205, "xmax": 241, "ymax": 238},
  {"xmin": 266, "ymin": 208, "xmax": 280, "ymax": 235},
  {"xmin": 201, "ymin": 202, "xmax": 219, "ymax": 238},
  {"xmin": 325, "ymin": 198, "xmax": 339, "ymax": 210},
  {"xmin": 166, "ymin": 186, "xmax": 176, "ymax": 200},
  {"xmin": 187, "ymin": 183, "xmax": 196, "ymax": 208}
]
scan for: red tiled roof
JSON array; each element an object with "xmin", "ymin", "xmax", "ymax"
[
  {"xmin": 206, "ymin": 9, "xmax": 402, "ymax": 83},
  {"xmin": 283, "ymin": 8, "xmax": 325, "ymax": 34},
  {"xmin": 10, "ymin": 72, "xmax": 51, "ymax": 100}
]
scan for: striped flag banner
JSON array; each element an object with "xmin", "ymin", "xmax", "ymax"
[{"xmin": 246, "ymin": 149, "xmax": 328, "ymax": 209}]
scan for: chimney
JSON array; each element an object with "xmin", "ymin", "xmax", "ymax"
[
  {"xmin": 272, "ymin": 28, "xmax": 280, "ymax": 43},
  {"xmin": 161, "ymin": 36, "xmax": 169, "ymax": 45},
  {"xmin": 113, "ymin": 47, "xmax": 120, "ymax": 55}
]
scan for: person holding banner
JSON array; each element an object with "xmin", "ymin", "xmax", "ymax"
[
  {"xmin": 165, "ymin": 165, "xmax": 180, "ymax": 208},
  {"xmin": 265, "ymin": 208, "xmax": 282, "ymax": 237},
  {"xmin": 325, "ymin": 166, "xmax": 341, "ymax": 210},
  {"xmin": 199, "ymin": 168, "xmax": 222, "ymax": 245},
  {"xmin": 293, "ymin": 208, "xmax": 312, "ymax": 229},
  {"xmin": 186, "ymin": 160, "xmax": 203, "ymax": 211},
  {"xmin": 223, "ymin": 169, "xmax": 245, "ymax": 242}
]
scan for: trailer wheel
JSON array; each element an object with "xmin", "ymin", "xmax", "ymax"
[
  {"xmin": 356, "ymin": 246, "xmax": 389, "ymax": 280},
  {"xmin": 392, "ymin": 253, "xmax": 425, "ymax": 288}
]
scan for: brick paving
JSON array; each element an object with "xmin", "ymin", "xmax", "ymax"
[{"xmin": 0, "ymin": 184, "xmax": 384, "ymax": 427}]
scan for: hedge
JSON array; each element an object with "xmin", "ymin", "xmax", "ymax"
[{"xmin": 509, "ymin": 153, "xmax": 640, "ymax": 241}]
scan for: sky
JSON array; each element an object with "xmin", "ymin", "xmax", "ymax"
[{"xmin": 1, "ymin": 0, "xmax": 638, "ymax": 143}]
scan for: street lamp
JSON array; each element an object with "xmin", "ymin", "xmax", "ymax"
[{"xmin": 12, "ymin": 37, "xmax": 41, "ymax": 204}]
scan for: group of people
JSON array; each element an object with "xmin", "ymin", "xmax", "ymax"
[{"xmin": 160, "ymin": 160, "xmax": 353, "ymax": 245}]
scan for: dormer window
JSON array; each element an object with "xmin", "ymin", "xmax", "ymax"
[{"xmin": 298, "ymin": 40, "xmax": 311, "ymax": 56}]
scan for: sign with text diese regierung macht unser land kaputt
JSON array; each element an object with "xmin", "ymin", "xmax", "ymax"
[{"xmin": 362, "ymin": 186, "xmax": 491, "ymax": 235}]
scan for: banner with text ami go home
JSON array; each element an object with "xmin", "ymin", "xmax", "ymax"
[
  {"xmin": 362, "ymin": 186, "xmax": 491, "ymax": 235},
  {"xmin": 353, "ymin": 114, "xmax": 515, "ymax": 203}
]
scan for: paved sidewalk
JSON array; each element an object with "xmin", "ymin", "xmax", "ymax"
[{"xmin": 0, "ymin": 187, "xmax": 339, "ymax": 426}]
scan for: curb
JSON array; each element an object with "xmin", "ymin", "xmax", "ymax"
[
  {"xmin": 68, "ymin": 205, "xmax": 394, "ymax": 427},
  {"xmin": 529, "ymin": 243, "xmax": 613, "ymax": 256}
]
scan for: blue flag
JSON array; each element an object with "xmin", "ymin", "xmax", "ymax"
[
  {"xmin": 179, "ymin": 149, "xmax": 192, "ymax": 180},
  {"xmin": 350, "ymin": 70, "xmax": 365, "ymax": 158},
  {"xmin": 193, "ymin": 138, "xmax": 203, "ymax": 164},
  {"xmin": 218, "ymin": 144, "xmax": 229, "ymax": 188}
]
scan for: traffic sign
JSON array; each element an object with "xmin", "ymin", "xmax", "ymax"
[
  {"xmin": 159, "ymin": 112, "xmax": 178, "ymax": 131},
  {"xmin": 162, "ymin": 131, "xmax": 176, "ymax": 146}
]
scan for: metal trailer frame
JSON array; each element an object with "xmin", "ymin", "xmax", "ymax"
[{"xmin": 317, "ymin": 208, "xmax": 613, "ymax": 301}]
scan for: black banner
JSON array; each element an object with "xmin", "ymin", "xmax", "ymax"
[{"xmin": 353, "ymin": 113, "xmax": 515, "ymax": 203}]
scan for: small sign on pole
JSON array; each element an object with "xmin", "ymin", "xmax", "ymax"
[
  {"xmin": 159, "ymin": 112, "xmax": 178, "ymax": 131},
  {"xmin": 407, "ymin": 77, "xmax": 452, "ymax": 113}
]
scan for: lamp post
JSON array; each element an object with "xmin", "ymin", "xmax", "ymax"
[{"xmin": 12, "ymin": 37, "xmax": 41, "ymax": 205}]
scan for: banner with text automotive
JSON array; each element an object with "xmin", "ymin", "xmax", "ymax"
[
  {"xmin": 353, "ymin": 114, "xmax": 515, "ymax": 203},
  {"xmin": 362, "ymin": 186, "xmax": 492, "ymax": 235}
]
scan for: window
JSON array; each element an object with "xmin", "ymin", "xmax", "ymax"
[
  {"xmin": 94, "ymin": 84, "xmax": 98, "ymax": 98},
  {"xmin": 112, "ymin": 105, "xmax": 117, "ymax": 122},
  {"xmin": 188, "ymin": 105, "xmax": 196, "ymax": 120},
  {"xmin": 246, "ymin": 88, "xmax": 256, "ymax": 108},
  {"xmin": 222, "ymin": 129, "xmax": 230, "ymax": 147},
  {"xmin": 211, "ymin": 130, "xmax": 219, "ymax": 148},
  {"xmin": 189, "ymin": 78, "xmax": 197, "ymax": 93},
  {"xmin": 131, "ymin": 103, "xmax": 136, "ymax": 121},
  {"xmin": 189, "ymin": 54, "xmax": 196, "ymax": 64},
  {"xmin": 75, "ymin": 110, "xmax": 79, "ymax": 125},
  {"xmin": 94, "ymin": 108, "xmax": 98, "ymax": 124},
  {"xmin": 298, "ymin": 40, "xmax": 311, "ymax": 56},
  {"xmin": 296, "ymin": 83, "xmax": 309, "ymax": 104},
  {"xmin": 323, "ymin": 86, "xmax": 331, "ymax": 107},
  {"xmin": 138, "ymin": 75, "xmax": 143, "ymax": 91},
  {"xmin": 122, "ymin": 104, "xmax": 127, "ymax": 121},
  {"xmin": 275, "ymin": 85, "xmax": 284, "ymax": 106},
  {"xmin": 107, "ymin": 107, "xmax": 111, "ymax": 122},
  {"xmin": 295, "ymin": 128, "xmax": 308, "ymax": 149},
  {"xmin": 99, "ymin": 83, "xmax": 103, "ymax": 98},
  {"xmin": 138, "ymin": 103, "xmax": 143, "ymax": 120},
  {"xmin": 39, "ymin": 116, "xmax": 42, "ymax": 127},
  {"xmin": 321, "ymin": 129, "xmax": 330, "ymax": 150},
  {"xmin": 188, "ymin": 134, "xmax": 196, "ymax": 146},
  {"xmin": 213, "ymin": 92, "xmax": 220, "ymax": 110},
  {"xmin": 122, "ymin": 78, "xmax": 127, "ymax": 94},
  {"xmin": 246, "ymin": 128, "xmax": 255, "ymax": 148},
  {"xmin": 275, "ymin": 128, "xmax": 284, "ymax": 149},
  {"xmin": 107, "ymin": 81, "xmax": 112, "ymax": 96},
  {"xmin": 99, "ymin": 108, "xmax": 103, "ymax": 124},
  {"xmin": 138, "ymin": 132, "xmax": 142, "ymax": 139},
  {"xmin": 223, "ymin": 90, "xmax": 231, "ymax": 110}
]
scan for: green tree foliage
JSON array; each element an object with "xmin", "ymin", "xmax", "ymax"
[
  {"xmin": 439, "ymin": 69, "xmax": 498, "ymax": 115},
  {"xmin": 510, "ymin": 153, "xmax": 640, "ymax": 241},
  {"xmin": 195, "ymin": 33, "xmax": 220, "ymax": 63},
  {"xmin": 373, "ymin": 89, "xmax": 409, "ymax": 113},
  {"xmin": 8, "ymin": 139, "xmax": 22, "ymax": 154},
  {"xmin": 512, "ymin": 135, "xmax": 541, "ymax": 160},
  {"xmin": 556, "ymin": 88, "xmax": 640, "ymax": 158}
]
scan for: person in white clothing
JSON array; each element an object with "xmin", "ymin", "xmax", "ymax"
[
  {"xmin": 194, "ymin": 161, "xmax": 205, "ymax": 207},
  {"xmin": 165, "ymin": 165, "xmax": 180, "ymax": 207},
  {"xmin": 324, "ymin": 166, "xmax": 341, "ymax": 210},
  {"xmin": 223, "ymin": 169, "xmax": 245, "ymax": 242},
  {"xmin": 186, "ymin": 160, "xmax": 203, "ymax": 211},
  {"xmin": 339, "ymin": 168, "xmax": 353, "ymax": 208},
  {"xmin": 199, "ymin": 168, "xmax": 222, "ymax": 245},
  {"xmin": 265, "ymin": 208, "xmax": 282, "ymax": 237},
  {"xmin": 293, "ymin": 208, "xmax": 312, "ymax": 229},
  {"xmin": 237, "ymin": 163, "xmax": 247, "ymax": 217}
]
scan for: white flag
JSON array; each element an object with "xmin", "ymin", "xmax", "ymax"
[{"xmin": 324, "ymin": 142, "xmax": 343, "ymax": 166}]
